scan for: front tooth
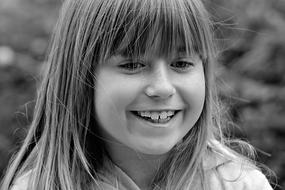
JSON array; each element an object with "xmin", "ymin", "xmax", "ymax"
[
  {"xmin": 150, "ymin": 112, "xmax": 159, "ymax": 120},
  {"xmin": 160, "ymin": 111, "xmax": 168, "ymax": 119}
]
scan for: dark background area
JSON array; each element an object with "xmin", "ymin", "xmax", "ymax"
[{"xmin": 0, "ymin": 0, "xmax": 284, "ymax": 189}]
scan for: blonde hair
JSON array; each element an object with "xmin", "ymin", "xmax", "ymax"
[{"xmin": 1, "ymin": 0, "xmax": 258, "ymax": 189}]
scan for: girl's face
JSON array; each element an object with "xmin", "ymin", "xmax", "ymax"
[{"xmin": 95, "ymin": 48, "xmax": 205, "ymax": 155}]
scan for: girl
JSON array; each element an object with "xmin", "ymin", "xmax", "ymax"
[{"xmin": 1, "ymin": 0, "xmax": 273, "ymax": 189}]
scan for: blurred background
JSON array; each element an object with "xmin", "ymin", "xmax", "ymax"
[{"xmin": 0, "ymin": 0, "xmax": 284, "ymax": 189}]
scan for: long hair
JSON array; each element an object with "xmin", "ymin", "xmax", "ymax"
[{"xmin": 1, "ymin": 0, "xmax": 256, "ymax": 189}]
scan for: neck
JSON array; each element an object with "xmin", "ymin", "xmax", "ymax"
[{"xmin": 105, "ymin": 142, "xmax": 168, "ymax": 190}]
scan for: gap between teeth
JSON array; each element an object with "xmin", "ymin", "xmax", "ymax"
[{"xmin": 137, "ymin": 111, "xmax": 175, "ymax": 120}]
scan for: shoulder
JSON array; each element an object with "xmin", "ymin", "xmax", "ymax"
[
  {"xmin": 204, "ymin": 141, "xmax": 273, "ymax": 190},
  {"xmin": 210, "ymin": 161, "xmax": 273, "ymax": 190},
  {"xmin": 10, "ymin": 171, "xmax": 31, "ymax": 190}
]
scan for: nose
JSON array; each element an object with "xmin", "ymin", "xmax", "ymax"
[{"xmin": 144, "ymin": 60, "xmax": 176, "ymax": 99}]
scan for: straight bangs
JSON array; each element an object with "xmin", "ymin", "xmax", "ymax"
[{"xmin": 94, "ymin": 0, "xmax": 213, "ymax": 63}]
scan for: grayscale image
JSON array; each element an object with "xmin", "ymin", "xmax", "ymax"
[{"xmin": 0, "ymin": 0, "xmax": 284, "ymax": 189}]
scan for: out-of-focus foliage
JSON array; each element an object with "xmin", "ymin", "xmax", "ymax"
[
  {"xmin": 0, "ymin": 0, "xmax": 284, "ymax": 189},
  {"xmin": 207, "ymin": 0, "xmax": 285, "ymax": 189},
  {"xmin": 0, "ymin": 0, "xmax": 61, "ymax": 179}
]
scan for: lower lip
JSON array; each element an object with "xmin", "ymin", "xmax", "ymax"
[{"xmin": 129, "ymin": 111, "xmax": 181, "ymax": 129}]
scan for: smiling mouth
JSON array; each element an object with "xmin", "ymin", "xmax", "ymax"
[{"xmin": 130, "ymin": 110, "xmax": 180, "ymax": 124}]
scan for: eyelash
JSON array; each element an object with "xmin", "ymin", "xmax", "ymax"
[
  {"xmin": 170, "ymin": 61, "xmax": 194, "ymax": 71},
  {"xmin": 118, "ymin": 61, "xmax": 146, "ymax": 73},
  {"xmin": 118, "ymin": 60, "xmax": 194, "ymax": 73}
]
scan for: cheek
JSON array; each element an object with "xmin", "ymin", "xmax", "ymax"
[
  {"xmin": 182, "ymin": 72, "xmax": 205, "ymax": 101},
  {"xmin": 94, "ymin": 71, "xmax": 146, "ymax": 146},
  {"xmin": 94, "ymin": 71, "xmax": 144, "ymax": 117},
  {"xmin": 178, "ymin": 69, "xmax": 206, "ymax": 120}
]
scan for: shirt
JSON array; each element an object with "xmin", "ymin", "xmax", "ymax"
[
  {"xmin": 11, "ymin": 157, "xmax": 273, "ymax": 190},
  {"xmin": 10, "ymin": 141, "xmax": 273, "ymax": 190}
]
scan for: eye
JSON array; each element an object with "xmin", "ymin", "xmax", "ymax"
[
  {"xmin": 170, "ymin": 60, "xmax": 194, "ymax": 72},
  {"xmin": 118, "ymin": 61, "xmax": 146, "ymax": 73}
]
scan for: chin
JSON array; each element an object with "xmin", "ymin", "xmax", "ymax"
[{"xmin": 134, "ymin": 141, "xmax": 176, "ymax": 155}]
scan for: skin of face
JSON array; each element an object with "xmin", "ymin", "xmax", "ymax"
[{"xmin": 94, "ymin": 51, "xmax": 205, "ymax": 156}]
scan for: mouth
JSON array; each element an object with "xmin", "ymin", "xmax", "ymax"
[{"xmin": 130, "ymin": 110, "xmax": 181, "ymax": 124}]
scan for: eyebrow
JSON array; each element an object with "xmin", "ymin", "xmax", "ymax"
[
  {"xmin": 112, "ymin": 46, "xmax": 135, "ymax": 58},
  {"xmin": 175, "ymin": 46, "xmax": 188, "ymax": 57},
  {"xmin": 115, "ymin": 46, "xmax": 186, "ymax": 56},
  {"xmin": 112, "ymin": 44, "xmax": 196, "ymax": 60},
  {"xmin": 177, "ymin": 46, "xmax": 186, "ymax": 54}
]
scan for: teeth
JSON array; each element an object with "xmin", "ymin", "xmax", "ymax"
[
  {"xmin": 167, "ymin": 111, "xmax": 174, "ymax": 116},
  {"xmin": 160, "ymin": 111, "xmax": 168, "ymax": 119},
  {"xmin": 137, "ymin": 110, "xmax": 175, "ymax": 120},
  {"xmin": 151, "ymin": 112, "xmax": 159, "ymax": 120}
]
